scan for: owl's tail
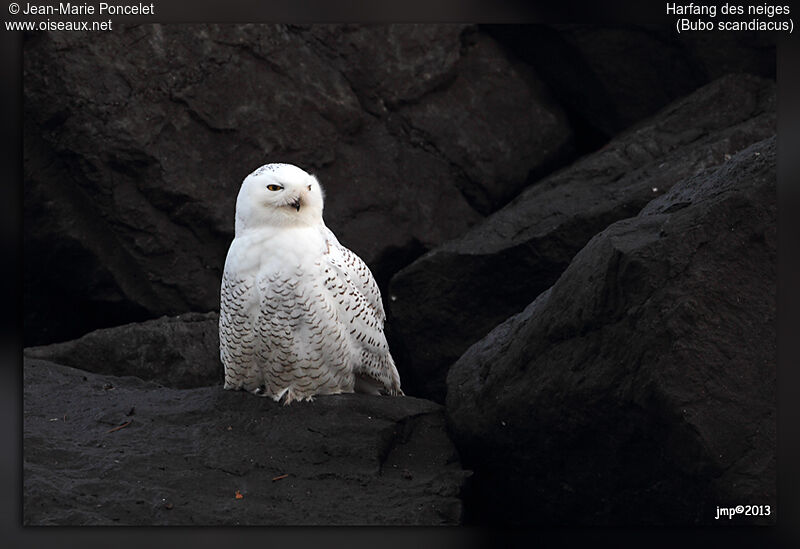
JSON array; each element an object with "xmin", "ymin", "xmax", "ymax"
[{"xmin": 354, "ymin": 371, "xmax": 403, "ymax": 396}]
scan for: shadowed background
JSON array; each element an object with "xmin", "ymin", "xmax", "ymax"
[{"xmin": 23, "ymin": 24, "xmax": 775, "ymax": 348}]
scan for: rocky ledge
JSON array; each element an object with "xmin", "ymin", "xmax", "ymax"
[{"xmin": 23, "ymin": 358, "xmax": 468, "ymax": 525}]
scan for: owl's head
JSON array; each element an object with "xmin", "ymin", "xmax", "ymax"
[{"xmin": 235, "ymin": 163, "xmax": 325, "ymax": 233}]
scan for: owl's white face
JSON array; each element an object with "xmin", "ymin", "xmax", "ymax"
[{"xmin": 235, "ymin": 163, "xmax": 325, "ymax": 233}]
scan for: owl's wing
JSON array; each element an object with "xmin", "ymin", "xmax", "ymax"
[
  {"xmin": 321, "ymin": 226, "xmax": 385, "ymax": 324},
  {"xmin": 321, "ymin": 226, "xmax": 401, "ymax": 395}
]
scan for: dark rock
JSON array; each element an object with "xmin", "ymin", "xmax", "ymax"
[
  {"xmin": 23, "ymin": 358, "xmax": 468, "ymax": 525},
  {"xmin": 24, "ymin": 312, "xmax": 221, "ymax": 389},
  {"xmin": 485, "ymin": 24, "xmax": 776, "ymax": 147},
  {"xmin": 397, "ymin": 28, "xmax": 573, "ymax": 213},
  {"xmin": 446, "ymin": 136, "xmax": 776, "ymax": 525},
  {"xmin": 388, "ymin": 73, "xmax": 775, "ymax": 402},
  {"xmin": 302, "ymin": 24, "xmax": 465, "ymax": 113},
  {"xmin": 23, "ymin": 24, "xmax": 572, "ymax": 345}
]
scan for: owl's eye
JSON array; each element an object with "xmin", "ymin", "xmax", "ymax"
[
  {"xmin": 307, "ymin": 184, "xmax": 312, "ymax": 191},
  {"xmin": 267, "ymin": 184, "xmax": 283, "ymax": 191}
]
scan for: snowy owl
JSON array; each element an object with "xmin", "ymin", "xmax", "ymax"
[{"xmin": 219, "ymin": 163, "xmax": 403, "ymax": 404}]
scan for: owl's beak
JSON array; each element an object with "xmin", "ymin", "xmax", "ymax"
[{"xmin": 290, "ymin": 198, "xmax": 301, "ymax": 211}]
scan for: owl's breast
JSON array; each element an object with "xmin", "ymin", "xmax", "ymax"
[{"xmin": 225, "ymin": 225, "xmax": 327, "ymax": 279}]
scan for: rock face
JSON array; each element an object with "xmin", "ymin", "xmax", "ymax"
[
  {"xmin": 23, "ymin": 24, "xmax": 573, "ymax": 346},
  {"xmin": 388, "ymin": 74, "xmax": 775, "ymax": 402},
  {"xmin": 24, "ymin": 358, "xmax": 468, "ymax": 525},
  {"xmin": 446, "ymin": 136, "xmax": 776, "ymax": 525},
  {"xmin": 24, "ymin": 312, "xmax": 221, "ymax": 389}
]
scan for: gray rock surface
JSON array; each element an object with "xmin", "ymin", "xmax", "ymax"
[
  {"xmin": 24, "ymin": 312, "xmax": 221, "ymax": 389},
  {"xmin": 446, "ymin": 136, "xmax": 776, "ymax": 525},
  {"xmin": 24, "ymin": 358, "xmax": 468, "ymax": 525},
  {"xmin": 23, "ymin": 24, "xmax": 573, "ymax": 345},
  {"xmin": 397, "ymin": 29, "xmax": 572, "ymax": 213},
  {"xmin": 388, "ymin": 74, "xmax": 775, "ymax": 402}
]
